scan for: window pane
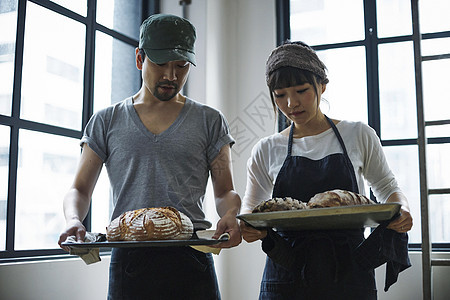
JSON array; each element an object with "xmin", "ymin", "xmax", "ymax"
[
  {"xmin": 318, "ymin": 46, "xmax": 368, "ymax": 123},
  {"xmin": 426, "ymin": 124, "xmax": 450, "ymax": 139},
  {"xmin": 422, "ymin": 59, "xmax": 450, "ymax": 122},
  {"xmin": 0, "ymin": 1, "xmax": 17, "ymax": 116},
  {"xmin": 290, "ymin": 0, "xmax": 364, "ymax": 45},
  {"xmin": 96, "ymin": 0, "xmax": 142, "ymax": 40},
  {"xmin": 377, "ymin": 0, "xmax": 412, "ymax": 38},
  {"xmin": 378, "ymin": 42, "xmax": 417, "ymax": 140},
  {"xmin": 94, "ymin": 31, "xmax": 141, "ymax": 113},
  {"xmin": 50, "ymin": 0, "xmax": 87, "ymax": 17},
  {"xmin": 15, "ymin": 130, "xmax": 80, "ymax": 250},
  {"xmin": 421, "ymin": 37, "xmax": 450, "ymax": 57},
  {"xmin": 419, "ymin": 0, "xmax": 450, "ymax": 34},
  {"xmin": 383, "ymin": 145, "xmax": 421, "ymax": 244},
  {"xmin": 0, "ymin": 126, "xmax": 10, "ymax": 251},
  {"xmin": 427, "ymin": 143, "xmax": 450, "ymax": 190},
  {"xmin": 429, "ymin": 194, "xmax": 450, "ymax": 243},
  {"xmin": 20, "ymin": 2, "xmax": 85, "ymax": 130}
]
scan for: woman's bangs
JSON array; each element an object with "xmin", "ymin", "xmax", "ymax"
[{"xmin": 270, "ymin": 67, "xmax": 313, "ymax": 90}]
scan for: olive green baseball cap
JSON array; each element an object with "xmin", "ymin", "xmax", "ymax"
[{"xmin": 139, "ymin": 14, "xmax": 196, "ymax": 66}]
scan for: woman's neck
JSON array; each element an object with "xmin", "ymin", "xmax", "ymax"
[{"xmin": 291, "ymin": 112, "xmax": 331, "ymax": 138}]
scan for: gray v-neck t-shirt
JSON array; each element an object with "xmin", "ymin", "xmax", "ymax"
[{"xmin": 81, "ymin": 97, "xmax": 235, "ymax": 229}]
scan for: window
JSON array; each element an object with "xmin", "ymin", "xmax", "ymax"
[
  {"xmin": 0, "ymin": 0, "xmax": 156, "ymax": 260},
  {"xmin": 285, "ymin": 0, "xmax": 450, "ymax": 248}
]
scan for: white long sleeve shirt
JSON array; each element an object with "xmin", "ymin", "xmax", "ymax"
[{"xmin": 242, "ymin": 120, "xmax": 401, "ymax": 213}]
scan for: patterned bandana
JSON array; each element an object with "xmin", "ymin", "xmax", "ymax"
[{"xmin": 265, "ymin": 43, "xmax": 328, "ymax": 85}]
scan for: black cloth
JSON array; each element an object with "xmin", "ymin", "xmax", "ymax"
[
  {"xmin": 354, "ymin": 217, "xmax": 411, "ymax": 292},
  {"xmin": 261, "ymin": 228, "xmax": 296, "ymax": 271}
]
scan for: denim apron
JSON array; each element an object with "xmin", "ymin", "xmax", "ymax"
[
  {"xmin": 108, "ymin": 246, "xmax": 220, "ymax": 300},
  {"xmin": 259, "ymin": 116, "xmax": 377, "ymax": 300}
]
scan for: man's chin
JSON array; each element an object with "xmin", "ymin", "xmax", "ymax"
[{"xmin": 154, "ymin": 92, "xmax": 177, "ymax": 101}]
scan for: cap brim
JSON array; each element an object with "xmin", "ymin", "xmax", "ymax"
[{"xmin": 144, "ymin": 49, "xmax": 196, "ymax": 66}]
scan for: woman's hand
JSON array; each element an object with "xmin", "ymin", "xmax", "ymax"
[
  {"xmin": 387, "ymin": 206, "xmax": 413, "ymax": 233},
  {"xmin": 385, "ymin": 192, "xmax": 413, "ymax": 233},
  {"xmin": 239, "ymin": 220, "xmax": 267, "ymax": 243}
]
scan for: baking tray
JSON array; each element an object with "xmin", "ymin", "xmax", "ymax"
[
  {"xmin": 237, "ymin": 203, "xmax": 401, "ymax": 230},
  {"xmin": 62, "ymin": 231, "xmax": 229, "ymax": 249}
]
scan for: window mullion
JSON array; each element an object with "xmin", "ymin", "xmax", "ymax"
[
  {"xmin": 363, "ymin": 0, "xmax": 381, "ymax": 137},
  {"xmin": 4, "ymin": 0, "xmax": 28, "ymax": 255},
  {"xmin": 276, "ymin": 0, "xmax": 290, "ymax": 132},
  {"xmin": 81, "ymin": 0, "xmax": 97, "ymax": 232}
]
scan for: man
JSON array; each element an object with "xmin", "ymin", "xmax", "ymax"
[{"xmin": 58, "ymin": 14, "xmax": 241, "ymax": 299}]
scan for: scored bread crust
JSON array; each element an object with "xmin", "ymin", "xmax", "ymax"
[
  {"xmin": 251, "ymin": 190, "xmax": 375, "ymax": 213},
  {"xmin": 252, "ymin": 197, "xmax": 308, "ymax": 213},
  {"xmin": 106, "ymin": 207, "xmax": 193, "ymax": 241},
  {"xmin": 307, "ymin": 189, "xmax": 375, "ymax": 208}
]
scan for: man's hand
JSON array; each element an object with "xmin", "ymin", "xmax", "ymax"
[
  {"xmin": 58, "ymin": 218, "xmax": 86, "ymax": 252},
  {"xmin": 211, "ymin": 210, "xmax": 242, "ymax": 248}
]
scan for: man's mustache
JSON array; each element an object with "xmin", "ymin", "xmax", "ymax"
[{"xmin": 157, "ymin": 81, "xmax": 178, "ymax": 89}]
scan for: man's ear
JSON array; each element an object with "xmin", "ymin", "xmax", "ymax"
[{"xmin": 136, "ymin": 48, "xmax": 143, "ymax": 70}]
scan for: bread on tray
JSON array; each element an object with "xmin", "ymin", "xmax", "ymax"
[
  {"xmin": 252, "ymin": 197, "xmax": 307, "ymax": 213},
  {"xmin": 106, "ymin": 206, "xmax": 193, "ymax": 241},
  {"xmin": 308, "ymin": 189, "xmax": 375, "ymax": 208},
  {"xmin": 252, "ymin": 189, "xmax": 375, "ymax": 213}
]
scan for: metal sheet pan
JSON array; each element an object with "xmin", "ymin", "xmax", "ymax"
[
  {"xmin": 237, "ymin": 203, "xmax": 401, "ymax": 230},
  {"xmin": 62, "ymin": 231, "xmax": 229, "ymax": 249}
]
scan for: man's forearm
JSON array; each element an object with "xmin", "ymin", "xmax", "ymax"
[
  {"xmin": 215, "ymin": 190, "xmax": 241, "ymax": 217},
  {"xmin": 63, "ymin": 188, "xmax": 91, "ymax": 222}
]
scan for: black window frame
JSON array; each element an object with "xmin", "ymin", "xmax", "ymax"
[
  {"xmin": 0, "ymin": 0, "xmax": 159, "ymax": 262},
  {"xmin": 277, "ymin": 0, "xmax": 450, "ymax": 251}
]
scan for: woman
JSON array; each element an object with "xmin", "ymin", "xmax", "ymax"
[{"xmin": 240, "ymin": 41, "xmax": 413, "ymax": 299}]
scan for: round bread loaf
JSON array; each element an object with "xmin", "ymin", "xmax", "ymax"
[
  {"xmin": 307, "ymin": 189, "xmax": 375, "ymax": 208},
  {"xmin": 106, "ymin": 206, "xmax": 193, "ymax": 241},
  {"xmin": 252, "ymin": 197, "xmax": 307, "ymax": 213}
]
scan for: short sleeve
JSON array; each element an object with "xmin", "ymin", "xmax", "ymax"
[
  {"xmin": 80, "ymin": 111, "xmax": 108, "ymax": 162},
  {"xmin": 206, "ymin": 111, "xmax": 235, "ymax": 165}
]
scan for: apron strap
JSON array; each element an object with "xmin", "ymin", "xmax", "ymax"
[
  {"xmin": 324, "ymin": 115, "xmax": 359, "ymax": 193},
  {"xmin": 287, "ymin": 115, "xmax": 349, "ymax": 158},
  {"xmin": 284, "ymin": 115, "xmax": 359, "ymax": 194},
  {"xmin": 325, "ymin": 115, "xmax": 350, "ymax": 156},
  {"xmin": 287, "ymin": 122, "xmax": 295, "ymax": 157}
]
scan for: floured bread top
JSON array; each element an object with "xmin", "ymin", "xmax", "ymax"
[
  {"xmin": 252, "ymin": 197, "xmax": 307, "ymax": 213},
  {"xmin": 106, "ymin": 206, "xmax": 193, "ymax": 241},
  {"xmin": 308, "ymin": 189, "xmax": 375, "ymax": 208}
]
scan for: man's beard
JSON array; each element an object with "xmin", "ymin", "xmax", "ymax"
[{"xmin": 153, "ymin": 80, "xmax": 179, "ymax": 101}]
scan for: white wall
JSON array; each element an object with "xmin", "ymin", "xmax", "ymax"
[
  {"xmin": 202, "ymin": 1, "xmax": 277, "ymax": 299},
  {"xmin": 376, "ymin": 252, "xmax": 450, "ymax": 300},
  {"xmin": 0, "ymin": 256, "xmax": 110, "ymax": 300},
  {"xmin": 1, "ymin": 1, "xmax": 449, "ymax": 300}
]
